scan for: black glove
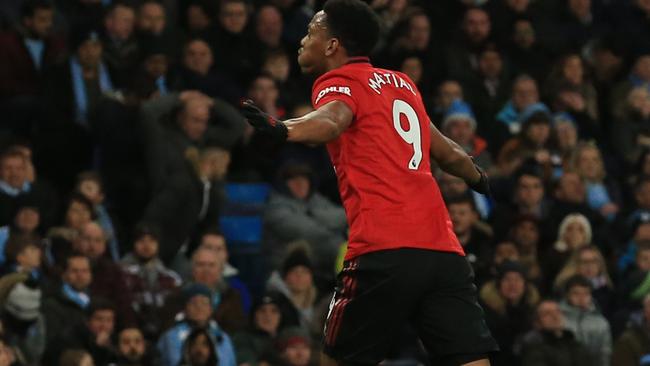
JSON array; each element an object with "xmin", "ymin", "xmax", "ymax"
[
  {"xmin": 241, "ymin": 99, "xmax": 288, "ymax": 142},
  {"xmin": 468, "ymin": 161, "xmax": 491, "ymax": 197}
]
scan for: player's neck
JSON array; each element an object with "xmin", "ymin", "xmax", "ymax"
[{"xmin": 324, "ymin": 54, "xmax": 369, "ymax": 73}]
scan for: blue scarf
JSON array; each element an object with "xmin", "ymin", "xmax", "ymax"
[
  {"xmin": 0, "ymin": 226, "xmax": 9, "ymax": 265},
  {"xmin": 495, "ymin": 101, "xmax": 521, "ymax": 134},
  {"xmin": 0, "ymin": 180, "xmax": 31, "ymax": 197},
  {"xmin": 96, "ymin": 205, "xmax": 119, "ymax": 261},
  {"xmin": 24, "ymin": 38, "xmax": 44, "ymax": 70},
  {"xmin": 630, "ymin": 74, "xmax": 650, "ymax": 92},
  {"xmin": 156, "ymin": 76, "xmax": 168, "ymax": 96},
  {"xmin": 62, "ymin": 283, "xmax": 90, "ymax": 309},
  {"xmin": 70, "ymin": 56, "xmax": 113, "ymax": 125}
]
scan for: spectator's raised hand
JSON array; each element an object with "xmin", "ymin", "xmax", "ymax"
[{"xmin": 559, "ymin": 91, "xmax": 585, "ymax": 112}]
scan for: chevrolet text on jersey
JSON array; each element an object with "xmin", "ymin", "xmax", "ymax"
[
  {"xmin": 315, "ymin": 86, "xmax": 352, "ymax": 104},
  {"xmin": 367, "ymin": 72, "xmax": 416, "ymax": 96}
]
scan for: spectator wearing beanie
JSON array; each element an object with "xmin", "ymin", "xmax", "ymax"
[
  {"xmin": 441, "ymin": 99, "xmax": 493, "ymax": 171},
  {"xmin": 266, "ymin": 246, "xmax": 329, "ymax": 338},
  {"xmin": 233, "ymin": 291, "xmax": 300, "ymax": 366},
  {"xmin": 0, "ymin": 279, "xmax": 45, "ymax": 365},
  {"xmin": 272, "ymin": 327, "xmax": 314, "ymax": 366},
  {"xmin": 559, "ymin": 275, "xmax": 612, "ymax": 366},
  {"xmin": 543, "ymin": 213, "xmax": 593, "ymax": 292},
  {"xmin": 479, "ymin": 260, "xmax": 540, "ymax": 366},
  {"xmin": 157, "ymin": 283, "xmax": 236, "ymax": 366}
]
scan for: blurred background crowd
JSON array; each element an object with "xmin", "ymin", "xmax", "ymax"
[{"xmin": 2, "ymin": 0, "xmax": 650, "ymax": 365}]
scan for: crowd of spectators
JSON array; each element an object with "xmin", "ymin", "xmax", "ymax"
[{"xmin": 2, "ymin": 0, "xmax": 650, "ymax": 365}]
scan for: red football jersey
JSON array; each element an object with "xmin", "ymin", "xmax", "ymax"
[{"xmin": 311, "ymin": 60, "xmax": 464, "ymax": 260}]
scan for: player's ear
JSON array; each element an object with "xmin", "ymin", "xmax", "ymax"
[{"xmin": 325, "ymin": 38, "xmax": 340, "ymax": 57}]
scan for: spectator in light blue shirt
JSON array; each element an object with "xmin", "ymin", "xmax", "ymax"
[{"xmin": 157, "ymin": 283, "xmax": 236, "ymax": 366}]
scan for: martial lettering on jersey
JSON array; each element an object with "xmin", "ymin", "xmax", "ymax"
[
  {"xmin": 367, "ymin": 72, "xmax": 417, "ymax": 96},
  {"xmin": 315, "ymin": 86, "xmax": 352, "ymax": 105}
]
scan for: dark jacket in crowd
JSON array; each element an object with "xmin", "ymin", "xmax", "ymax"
[
  {"xmin": 41, "ymin": 286, "xmax": 88, "ymax": 343},
  {"xmin": 0, "ymin": 30, "xmax": 65, "ymax": 98},
  {"xmin": 42, "ymin": 322, "xmax": 117, "ymax": 366},
  {"xmin": 143, "ymin": 167, "xmax": 224, "ymax": 264},
  {"xmin": 90, "ymin": 257, "xmax": 136, "ymax": 328},
  {"xmin": 121, "ymin": 253, "xmax": 182, "ymax": 340},
  {"xmin": 612, "ymin": 316, "xmax": 650, "ymax": 366},
  {"xmin": 521, "ymin": 329, "xmax": 594, "ymax": 366},
  {"xmin": 480, "ymin": 280, "xmax": 540, "ymax": 366}
]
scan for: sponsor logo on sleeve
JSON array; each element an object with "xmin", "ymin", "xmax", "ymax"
[{"xmin": 315, "ymin": 86, "xmax": 351, "ymax": 104}]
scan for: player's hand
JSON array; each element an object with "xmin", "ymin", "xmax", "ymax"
[
  {"xmin": 468, "ymin": 161, "xmax": 491, "ymax": 197},
  {"xmin": 240, "ymin": 99, "xmax": 288, "ymax": 142}
]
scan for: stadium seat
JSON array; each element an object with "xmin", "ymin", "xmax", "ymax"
[
  {"xmin": 219, "ymin": 215, "xmax": 263, "ymax": 246},
  {"xmin": 223, "ymin": 183, "xmax": 271, "ymax": 215}
]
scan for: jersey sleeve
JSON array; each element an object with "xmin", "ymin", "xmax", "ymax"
[{"xmin": 311, "ymin": 73, "xmax": 359, "ymax": 115}]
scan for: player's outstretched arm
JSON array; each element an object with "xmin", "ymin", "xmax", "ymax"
[
  {"xmin": 283, "ymin": 100, "xmax": 354, "ymax": 145},
  {"xmin": 428, "ymin": 122, "xmax": 490, "ymax": 195},
  {"xmin": 241, "ymin": 99, "xmax": 353, "ymax": 145}
]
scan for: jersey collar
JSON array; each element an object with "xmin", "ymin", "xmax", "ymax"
[{"xmin": 345, "ymin": 56, "xmax": 370, "ymax": 65}]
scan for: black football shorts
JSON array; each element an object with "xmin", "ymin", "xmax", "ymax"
[{"xmin": 323, "ymin": 248, "xmax": 499, "ymax": 365}]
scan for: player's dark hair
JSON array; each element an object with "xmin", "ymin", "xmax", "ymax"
[
  {"xmin": 323, "ymin": 0, "xmax": 380, "ymax": 57},
  {"xmin": 21, "ymin": 0, "xmax": 53, "ymax": 19}
]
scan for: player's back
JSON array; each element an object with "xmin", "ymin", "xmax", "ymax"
[{"xmin": 311, "ymin": 60, "xmax": 462, "ymax": 260}]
